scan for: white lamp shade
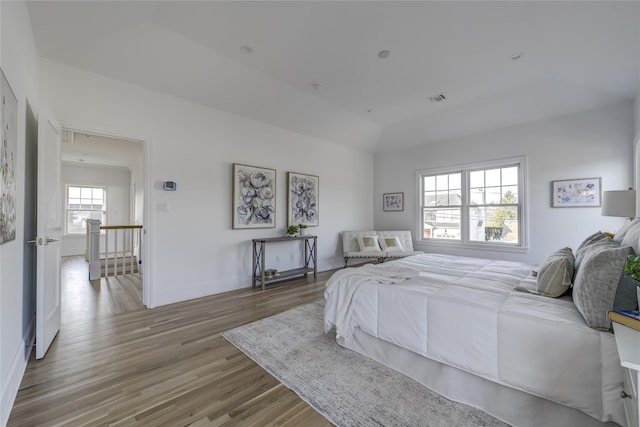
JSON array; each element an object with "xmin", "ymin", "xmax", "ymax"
[{"xmin": 601, "ymin": 190, "xmax": 636, "ymax": 218}]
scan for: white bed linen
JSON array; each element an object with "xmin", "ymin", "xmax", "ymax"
[{"xmin": 324, "ymin": 253, "xmax": 625, "ymax": 425}]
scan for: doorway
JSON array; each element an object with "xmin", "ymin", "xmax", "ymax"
[
  {"xmin": 22, "ymin": 101, "xmax": 37, "ymax": 345},
  {"xmin": 59, "ymin": 125, "xmax": 149, "ymax": 321}
]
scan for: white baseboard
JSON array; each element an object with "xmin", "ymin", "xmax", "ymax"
[{"xmin": 1, "ymin": 316, "xmax": 34, "ymax": 427}]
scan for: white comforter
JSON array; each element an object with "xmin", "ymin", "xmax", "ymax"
[{"xmin": 323, "ymin": 253, "xmax": 624, "ymax": 424}]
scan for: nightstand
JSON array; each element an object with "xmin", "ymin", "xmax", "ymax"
[{"xmin": 612, "ymin": 322, "xmax": 640, "ymax": 427}]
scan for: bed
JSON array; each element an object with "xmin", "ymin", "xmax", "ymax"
[{"xmin": 324, "ymin": 222, "xmax": 640, "ymax": 427}]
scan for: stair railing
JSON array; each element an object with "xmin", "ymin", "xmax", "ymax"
[{"xmin": 86, "ymin": 220, "xmax": 143, "ymax": 280}]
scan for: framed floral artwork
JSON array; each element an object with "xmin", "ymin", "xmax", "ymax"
[
  {"xmin": 232, "ymin": 163, "xmax": 276, "ymax": 229},
  {"xmin": 551, "ymin": 177, "xmax": 601, "ymax": 208},
  {"xmin": 0, "ymin": 68, "xmax": 17, "ymax": 244},
  {"xmin": 383, "ymin": 192, "xmax": 404, "ymax": 211},
  {"xmin": 288, "ymin": 172, "xmax": 319, "ymax": 227}
]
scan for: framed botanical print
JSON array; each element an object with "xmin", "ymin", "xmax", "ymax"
[
  {"xmin": 383, "ymin": 192, "xmax": 404, "ymax": 211},
  {"xmin": 287, "ymin": 172, "xmax": 319, "ymax": 227},
  {"xmin": 232, "ymin": 163, "xmax": 276, "ymax": 229},
  {"xmin": 0, "ymin": 68, "xmax": 17, "ymax": 243}
]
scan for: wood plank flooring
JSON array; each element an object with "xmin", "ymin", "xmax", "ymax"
[
  {"xmin": 61, "ymin": 256, "xmax": 144, "ymax": 326},
  {"xmin": 8, "ymin": 267, "xmax": 334, "ymax": 426}
]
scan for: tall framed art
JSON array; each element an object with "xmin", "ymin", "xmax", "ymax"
[
  {"xmin": 287, "ymin": 172, "xmax": 319, "ymax": 227},
  {"xmin": 0, "ymin": 68, "xmax": 17, "ymax": 243},
  {"xmin": 232, "ymin": 163, "xmax": 276, "ymax": 229}
]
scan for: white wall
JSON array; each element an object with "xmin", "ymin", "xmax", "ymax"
[
  {"xmin": 61, "ymin": 162, "xmax": 132, "ymax": 256},
  {"xmin": 631, "ymin": 5, "xmax": 640, "ymax": 213},
  {"xmin": 131, "ymin": 156, "xmax": 144, "ymax": 226},
  {"xmin": 0, "ymin": 1, "xmax": 39, "ymax": 425},
  {"xmin": 40, "ymin": 59, "xmax": 374, "ymax": 308},
  {"xmin": 374, "ymin": 102, "xmax": 635, "ymax": 265},
  {"xmin": 635, "ymin": 91, "xmax": 640, "ymax": 145}
]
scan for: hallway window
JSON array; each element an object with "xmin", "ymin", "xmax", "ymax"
[{"xmin": 66, "ymin": 186, "xmax": 106, "ymax": 234}]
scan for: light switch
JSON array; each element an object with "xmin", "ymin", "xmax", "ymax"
[{"xmin": 156, "ymin": 202, "xmax": 169, "ymax": 213}]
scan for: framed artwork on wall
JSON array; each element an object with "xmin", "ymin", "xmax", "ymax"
[
  {"xmin": 383, "ymin": 192, "xmax": 404, "ymax": 211},
  {"xmin": 232, "ymin": 163, "xmax": 276, "ymax": 229},
  {"xmin": 551, "ymin": 177, "xmax": 601, "ymax": 208},
  {"xmin": 287, "ymin": 172, "xmax": 319, "ymax": 226},
  {"xmin": 0, "ymin": 68, "xmax": 17, "ymax": 244}
]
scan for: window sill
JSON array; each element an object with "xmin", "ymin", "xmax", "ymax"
[{"xmin": 415, "ymin": 239, "xmax": 529, "ymax": 254}]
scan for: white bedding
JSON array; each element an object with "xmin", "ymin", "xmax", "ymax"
[{"xmin": 324, "ymin": 253, "xmax": 625, "ymax": 425}]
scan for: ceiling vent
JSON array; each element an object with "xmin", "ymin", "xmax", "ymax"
[{"xmin": 429, "ymin": 94, "xmax": 446, "ymax": 103}]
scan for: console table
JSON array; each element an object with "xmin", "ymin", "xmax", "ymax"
[{"xmin": 252, "ymin": 235, "xmax": 317, "ymax": 291}]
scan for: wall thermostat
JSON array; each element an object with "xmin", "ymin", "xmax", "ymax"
[{"xmin": 162, "ymin": 181, "xmax": 177, "ymax": 191}]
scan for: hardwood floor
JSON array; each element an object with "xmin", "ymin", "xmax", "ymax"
[
  {"xmin": 61, "ymin": 256, "xmax": 144, "ymax": 326},
  {"xmin": 8, "ymin": 267, "xmax": 334, "ymax": 426}
]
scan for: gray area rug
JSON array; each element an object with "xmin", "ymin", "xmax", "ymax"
[{"xmin": 221, "ymin": 301, "xmax": 509, "ymax": 427}]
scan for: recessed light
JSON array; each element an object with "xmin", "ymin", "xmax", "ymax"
[
  {"xmin": 429, "ymin": 94, "xmax": 446, "ymax": 103},
  {"xmin": 311, "ymin": 82, "xmax": 324, "ymax": 90},
  {"xmin": 511, "ymin": 52, "xmax": 523, "ymax": 60},
  {"xmin": 378, "ymin": 50, "xmax": 390, "ymax": 59},
  {"xmin": 240, "ymin": 45, "xmax": 253, "ymax": 55}
]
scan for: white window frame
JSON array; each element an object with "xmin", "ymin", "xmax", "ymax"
[
  {"xmin": 65, "ymin": 184, "xmax": 107, "ymax": 235},
  {"xmin": 416, "ymin": 156, "xmax": 528, "ymax": 253}
]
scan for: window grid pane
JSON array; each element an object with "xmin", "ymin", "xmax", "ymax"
[
  {"xmin": 466, "ymin": 165, "xmax": 519, "ymax": 244},
  {"xmin": 422, "ymin": 172, "xmax": 462, "ymax": 240},
  {"xmin": 423, "ymin": 207, "xmax": 461, "ymax": 240},
  {"xmin": 421, "ymin": 163, "xmax": 521, "ymax": 245},
  {"xmin": 66, "ymin": 186, "xmax": 106, "ymax": 234}
]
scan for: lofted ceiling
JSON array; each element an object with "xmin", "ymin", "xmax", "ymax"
[{"xmin": 27, "ymin": 1, "xmax": 640, "ymax": 153}]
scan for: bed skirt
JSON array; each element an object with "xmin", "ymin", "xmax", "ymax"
[{"xmin": 339, "ymin": 327, "xmax": 623, "ymax": 427}]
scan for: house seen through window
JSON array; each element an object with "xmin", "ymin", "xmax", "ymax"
[
  {"xmin": 66, "ymin": 186, "xmax": 106, "ymax": 234},
  {"xmin": 420, "ymin": 158, "xmax": 525, "ymax": 247}
]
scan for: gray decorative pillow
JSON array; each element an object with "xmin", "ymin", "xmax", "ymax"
[
  {"xmin": 573, "ymin": 244, "xmax": 633, "ymax": 330},
  {"xmin": 621, "ymin": 220, "xmax": 640, "ymax": 252},
  {"xmin": 614, "ymin": 247, "xmax": 639, "ymax": 312},
  {"xmin": 535, "ymin": 248, "xmax": 574, "ymax": 297},
  {"xmin": 614, "ymin": 218, "xmax": 640, "ymax": 243},
  {"xmin": 574, "ymin": 231, "xmax": 610, "ymax": 273}
]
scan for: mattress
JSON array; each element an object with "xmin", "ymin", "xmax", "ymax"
[{"xmin": 324, "ymin": 253, "xmax": 625, "ymax": 425}]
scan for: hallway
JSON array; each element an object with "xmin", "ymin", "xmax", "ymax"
[{"xmin": 61, "ymin": 256, "xmax": 144, "ymax": 326}]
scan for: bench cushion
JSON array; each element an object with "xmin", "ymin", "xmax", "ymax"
[{"xmin": 342, "ymin": 230, "xmax": 423, "ymax": 265}]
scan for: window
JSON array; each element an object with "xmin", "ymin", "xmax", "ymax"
[
  {"xmin": 66, "ymin": 186, "xmax": 106, "ymax": 234},
  {"xmin": 420, "ymin": 158, "xmax": 526, "ymax": 248}
]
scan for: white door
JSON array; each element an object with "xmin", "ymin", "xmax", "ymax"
[{"xmin": 35, "ymin": 104, "xmax": 62, "ymax": 359}]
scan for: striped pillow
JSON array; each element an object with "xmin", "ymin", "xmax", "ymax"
[{"xmin": 535, "ymin": 247, "xmax": 575, "ymax": 297}]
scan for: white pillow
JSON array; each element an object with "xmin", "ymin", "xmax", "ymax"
[
  {"xmin": 379, "ymin": 236, "xmax": 404, "ymax": 252},
  {"xmin": 357, "ymin": 235, "xmax": 382, "ymax": 252}
]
